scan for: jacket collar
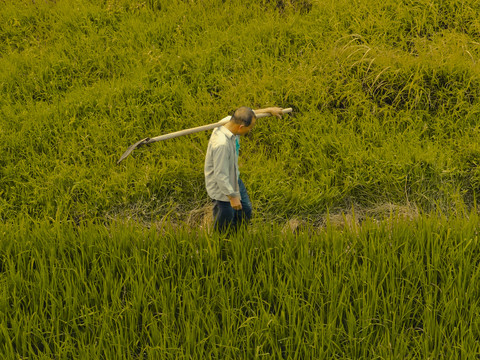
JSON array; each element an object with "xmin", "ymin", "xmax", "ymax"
[{"xmin": 219, "ymin": 125, "xmax": 235, "ymax": 139}]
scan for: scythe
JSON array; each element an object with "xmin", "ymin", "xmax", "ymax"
[{"xmin": 117, "ymin": 107, "xmax": 292, "ymax": 164}]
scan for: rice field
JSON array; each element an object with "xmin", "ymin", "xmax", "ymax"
[
  {"xmin": 1, "ymin": 215, "xmax": 480, "ymax": 358},
  {"xmin": 1, "ymin": 0, "xmax": 480, "ymax": 358}
]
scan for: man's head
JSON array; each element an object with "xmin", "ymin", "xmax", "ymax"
[{"xmin": 231, "ymin": 106, "xmax": 257, "ymax": 135}]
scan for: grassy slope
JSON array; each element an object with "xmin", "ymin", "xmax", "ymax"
[{"xmin": 1, "ymin": 0, "xmax": 480, "ymax": 223}]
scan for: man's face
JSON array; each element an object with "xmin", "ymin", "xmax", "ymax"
[{"xmin": 238, "ymin": 117, "xmax": 256, "ymax": 136}]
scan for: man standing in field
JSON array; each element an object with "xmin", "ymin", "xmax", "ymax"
[{"xmin": 204, "ymin": 106, "xmax": 284, "ymax": 233}]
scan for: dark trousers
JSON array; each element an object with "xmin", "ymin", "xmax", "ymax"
[{"xmin": 213, "ymin": 178, "xmax": 252, "ymax": 233}]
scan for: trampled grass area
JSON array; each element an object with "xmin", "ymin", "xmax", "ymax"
[{"xmin": 1, "ymin": 216, "xmax": 479, "ymax": 358}]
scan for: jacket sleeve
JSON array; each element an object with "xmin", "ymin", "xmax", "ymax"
[{"xmin": 212, "ymin": 142, "xmax": 239, "ymax": 198}]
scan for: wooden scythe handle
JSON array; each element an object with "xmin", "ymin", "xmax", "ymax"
[{"xmin": 117, "ymin": 108, "xmax": 293, "ymax": 164}]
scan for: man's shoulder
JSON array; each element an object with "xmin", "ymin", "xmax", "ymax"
[{"xmin": 210, "ymin": 127, "xmax": 231, "ymax": 146}]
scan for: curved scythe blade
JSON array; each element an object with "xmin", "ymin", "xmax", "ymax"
[{"xmin": 117, "ymin": 137, "xmax": 151, "ymax": 164}]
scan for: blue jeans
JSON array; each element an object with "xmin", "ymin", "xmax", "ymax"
[{"xmin": 213, "ymin": 178, "xmax": 252, "ymax": 233}]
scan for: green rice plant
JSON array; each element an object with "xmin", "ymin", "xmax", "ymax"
[{"xmin": 1, "ymin": 215, "xmax": 480, "ymax": 358}]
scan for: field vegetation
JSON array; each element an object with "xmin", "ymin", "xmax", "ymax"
[
  {"xmin": 2, "ymin": 216, "xmax": 480, "ymax": 358},
  {"xmin": 2, "ymin": 0, "xmax": 480, "ymax": 223},
  {"xmin": 1, "ymin": 0, "xmax": 480, "ymax": 358}
]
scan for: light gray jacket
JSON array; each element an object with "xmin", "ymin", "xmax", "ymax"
[{"xmin": 204, "ymin": 125, "xmax": 240, "ymax": 202}]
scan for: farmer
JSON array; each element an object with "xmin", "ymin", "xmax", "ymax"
[{"xmin": 204, "ymin": 106, "xmax": 284, "ymax": 233}]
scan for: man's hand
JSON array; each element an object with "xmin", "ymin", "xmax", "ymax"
[
  {"xmin": 255, "ymin": 107, "xmax": 284, "ymax": 119},
  {"xmin": 228, "ymin": 196, "xmax": 242, "ymax": 210},
  {"xmin": 268, "ymin": 107, "xmax": 284, "ymax": 119}
]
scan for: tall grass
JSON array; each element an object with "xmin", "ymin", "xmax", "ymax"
[
  {"xmin": 1, "ymin": 0, "xmax": 480, "ymax": 222},
  {"xmin": 1, "ymin": 215, "xmax": 480, "ymax": 358}
]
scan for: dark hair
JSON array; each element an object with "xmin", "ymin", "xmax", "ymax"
[{"xmin": 231, "ymin": 106, "xmax": 256, "ymax": 127}]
